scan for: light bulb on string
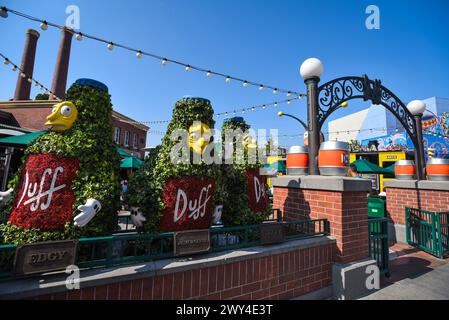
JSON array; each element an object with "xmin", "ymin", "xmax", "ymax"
[
  {"xmin": 273, "ymin": 88, "xmax": 278, "ymax": 94},
  {"xmin": 287, "ymin": 100, "xmax": 291, "ymax": 104},
  {"xmin": 161, "ymin": 58, "xmax": 168, "ymax": 66},
  {"xmin": 274, "ymin": 102, "xmax": 278, "ymax": 107},
  {"xmin": 185, "ymin": 65, "xmax": 191, "ymax": 72},
  {"xmin": 242, "ymin": 80, "xmax": 248, "ymax": 87},
  {"xmin": 226, "ymin": 76, "xmax": 231, "ymax": 83},
  {"xmin": 259, "ymin": 85, "xmax": 264, "ymax": 91},
  {"xmin": 206, "ymin": 70, "xmax": 212, "ymax": 77},
  {"xmin": 20, "ymin": 72, "xmax": 26, "ymax": 78},
  {"xmin": 40, "ymin": 21, "xmax": 48, "ymax": 31},
  {"xmin": 136, "ymin": 51, "xmax": 142, "ymax": 59},
  {"xmin": 3, "ymin": 58, "xmax": 9, "ymax": 65},
  {"xmin": 76, "ymin": 33, "xmax": 82, "ymax": 41},
  {"xmin": 107, "ymin": 42, "xmax": 114, "ymax": 50},
  {"xmin": 27, "ymin": 77, "xmax": 32, "ymax": 83},
  {"xmin": 287, "ymin": 91, "xmax": 292, "ymax": 97},
  {"xmin": 251, "ymin": 107, "xmax": 255, "ymax": 111}
]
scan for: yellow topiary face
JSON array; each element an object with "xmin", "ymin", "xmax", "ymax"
[
  {"xmin": 188, "ymin": 122, "xmax": 211, "ymax": 154},
  {"xmin": 45, "ymin": 101, "xmax": 78, "ymax": 132}
]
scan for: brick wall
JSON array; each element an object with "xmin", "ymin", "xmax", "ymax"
[
  {"xmin": 273, "ymin": 187, "xmax": 368, "ymax": 264},
  {"xmin": 111, "ymin": 117, "xmax": 147, "ymax": 159},
  {"xmin": 386, "ymin": 187, "xmax": 449, "ymax": 225},
  {"xmin": 30, "ymin": 241, "xmax": 335, "ymax": 300}
]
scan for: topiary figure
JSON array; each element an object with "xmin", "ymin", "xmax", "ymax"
[
  {"xmin": 126, "ymin": 96, "xmax": 221, "ymax": 232},
  {"xmin": 0, "ymin": 78, "xmax": 121, "ymax": 244},
  {"xmin": 220, "ymin": 117, "xmax": 271, "ymax": 226}
]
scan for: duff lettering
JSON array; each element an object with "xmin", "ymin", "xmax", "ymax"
[
  {"xmin": 17, "ymin": 167, "xmax": 66, "ymax": 212},
  {"xmin": 174, "ymin": 184, "xmax": 212, "ymax": 223},
  {"xmin": 253, "ymin": 176, "xmax": 265, "ymax": 203}
]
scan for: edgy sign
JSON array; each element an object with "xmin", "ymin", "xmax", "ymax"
[
  {"xmin": 246, "ymin": 168, "xmax": 269, "ymax": 213},
  {"xmin": 160, "ymin": 177, "xmax": 215, "ymax": 232},
  {"xmin": 9, "ymin": 154, "xmax": 80, "ymax": 231},
  {"xmin": 14, "ymin": 240, "xmax": 78, "ymax": 276}
]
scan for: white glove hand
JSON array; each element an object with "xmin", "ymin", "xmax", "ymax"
[
  {"xmin": 130, "ymin": 207, "xmax": 146, "ymax": 227},
  {"xmin": 74, "ymin": 198, "xmax": 101, "ymax": 227},
  {"xmin": 212, "ymin": 205, "xmax": 223, "ymax": 224},
  {"xmin": 0, "ymin": 188, "xmax": 13, "ymax": 206}
]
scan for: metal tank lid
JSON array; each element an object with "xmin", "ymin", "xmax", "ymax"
[
  {"xmin": 427, "ymin": 158, "xmax": 449, "ymax": 165},
  {"xmin": 396, "ymin": 160, "xmax": 415, "ymax": 166},
  {"xmin": 319, "ymin": 141, "xmax": 349, "ymax": 151},
  {"xmin": 288, "ymin": 145, "xmax": 308, "ymax": 153}
]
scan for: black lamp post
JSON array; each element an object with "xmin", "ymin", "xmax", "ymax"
[
  {"xmin": 300, "ymin": 58, "xmax": 323, "ymax": 175},
  {"xmin": 406, "ymin": 100, "xmax": 427, "ymax": 180},
  {"xmin": 277, "ymin": 111, "xmax": 307, "ymax": 130}
]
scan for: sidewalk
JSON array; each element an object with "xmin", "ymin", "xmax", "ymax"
[{"xmin": 360, "ymin": 243, "xmax": 449, "ymax": 300}]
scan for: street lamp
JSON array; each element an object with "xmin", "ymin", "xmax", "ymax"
[
  {"xmin": 300, "ymin": 58, "xmax": 323, "ymax": 175},
  {"xmin": 407, "ymin": 100, "xmax": 426, "ymax": 180},
  {"xmin": 277, "ymin": 111, "xmax": 307, "ymax": 130}
]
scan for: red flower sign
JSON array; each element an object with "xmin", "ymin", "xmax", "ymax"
[
  {"xmin": 160, "ymin": 177, "xmax": 215, "ymax": 232},
  {"xmin": 246, "ymin": 168, "xmax": 268, "ymax": 213},
  {"xmin": 9, "ymin": 153, "xmax": 80, "ymax": 231}
]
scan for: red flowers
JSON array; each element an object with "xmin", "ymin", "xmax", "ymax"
[{"xmin": 8, "ymin": 154, "xmax": 80, "ymax": 231}]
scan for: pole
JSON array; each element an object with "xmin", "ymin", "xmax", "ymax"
[
  {"xmin": 414, "ymin": 114, "xmax": 425, "ymax": 180},
  {"xmin": 305, "ymin": 77, "xmax": 320, "ymax": 175}
]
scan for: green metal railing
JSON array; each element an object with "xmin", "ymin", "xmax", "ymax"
[
  {"xmin": 0, "ymin": 218, "xmax": 328, "ymax": 279},
  {"xmin": 406, "ymin": 207, "xmax": 449, "ymax": 259},
  {"xmin": 368, "ymin": 217, "xmax": 389, "ymax": 275}
]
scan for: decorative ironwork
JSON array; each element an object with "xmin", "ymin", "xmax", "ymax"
[{"xmin": 317, "ymin": 75, "xmax": 419, "ymax": 149}]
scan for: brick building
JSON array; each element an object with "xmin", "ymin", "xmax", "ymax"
[{"xmin": 0, "ymin": 100, "xmax": 149, "ymax": 159}]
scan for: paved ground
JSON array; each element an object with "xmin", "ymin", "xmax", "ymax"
[{"xmin": 360, "ymin": 243, "xmax": 449, "ymax": 300}]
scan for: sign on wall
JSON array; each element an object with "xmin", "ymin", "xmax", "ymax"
[
  {"xmin": 160, "ymin": 177, "xmax": 215, "ymax": 232},
  {"xmin": 14, "ymin": 240, "xmax": 78, "ymax": 276},
  {"xmin": 174, "ymin": 229, "xmax": 211, "ymax": 256},
  {"xmin": 8, "ymin": 154, "xmax": 80, "ymax": 231},
  {"xmin": 246, "ymin": 168, "xmax": 268, "ymax": 213}
]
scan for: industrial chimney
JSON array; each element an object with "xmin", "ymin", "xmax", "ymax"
[
  {"xmin": 13, "ymin": 29, "xmax": 40, "ymax": 101},
  {"xmin": 49, "ymin": 27, "xmax": 73, "ymax": 100}
]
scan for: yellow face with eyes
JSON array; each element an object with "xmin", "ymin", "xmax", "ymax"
[
  {"xmin": 45, "ymin": 101, "xmax": 78, "ymax": 132},
  {"xmin": 188, "ymin": 122, "xmax": 211, "ymax": 154}
]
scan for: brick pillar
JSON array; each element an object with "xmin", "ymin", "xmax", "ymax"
[
  {"xmin": 272, "ymin": 175, "xmax": 371, "ymax": 264},
  {"xmin": 49, "ymin": 27, "xmax": 73, "ymax": 99},
  {"xmin": 385, "ymin": 179, "xmax": 449, "ymax": 243},
  {"xmin": 13, "ymin": 29, "xmax": 40, "ymax": 100}
]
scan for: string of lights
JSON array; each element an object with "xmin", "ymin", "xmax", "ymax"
[
  {"xmin": 0, "ymin": 52, "xmax": 62, "ymax": 101},
  {"xmin": 119, "ymin": 96, "xmax": 301, "ymax": 126},
  {"xmin": 0, "ymin": 6, "xmax": 306, "ymax": 98}
]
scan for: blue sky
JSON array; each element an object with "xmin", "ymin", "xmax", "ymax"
[{"xmin": 1, "ymin": 0, "xmax": 448, "ymax": 147}]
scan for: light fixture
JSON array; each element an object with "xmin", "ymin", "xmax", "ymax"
[
  {"xmin": 206, "ymin": 70, "xmax": 212, "ymax": 77},
  {"xmin": 226, "ymin": 76, "xmax": 231, "ymax": 83},
  {"xmin": 3, "ymin": 58, "xmax": 9, "ymax": 65},
  {"xmin": 277, "ymin": 111, "xmax": 284, "ymax": 117},
  {"xmin": 300, "ymin": 57, "xmax": 323, "ymax": 80},
  {"xmin": 406, "ymin": 100, "xmax": 426, "ymax": 116},
  {"xmin": 27, "ymin": 77, "xmax": 32, "ymax": 83},
  {"xmin": 11, "ymin": 65, "xmax": 17, "ymax": 71},
  {"xmin": 259, "ymin": 85, "xmax": 264, "ymax": 91},
  {"xmin": 162, "ymin": 58, "xmax": 168, "ymax": 65},
  {"xmin": 107, "ymin": 42, "xmax": 114, "ymax": 50},
  {"xmin": 274, "ymin": 102, "xmax": 278, "ymax": 107},
  {"xmin": 273, "ymin": 88, "xmax": 278, "ymax": 94},
  {"xmin": 185, "ymin": 65, "xmax": 191, "ymax": 72},
  {"xmin": 341, "ymin": 101, "xmax": 348, "ymax": 108},
  {"xmin": 0, "ymin": 7, "xmax": 8, "ymax": 18},
  {"xmin": 262, "ymin": 105, "xmax": 266, "ymax": 109},
  {"xmin": 251, "ymin": 107, "xmax": 255, "ymax": 111},
  {"xmin": 40, "ymin": 21, "xmax": 48, "ymax": 31},
  {"xmin": 242, "ymin": 80, "xmax": 248, "ymax": 87},
  {"xmin": 20, "ymin": 72, "xmax": 26, "ymax": 78},
  {"xmin": 136, "ymin": 51, "xmax": 143, "ymax": 58},
  {"xmin": 287, "ymin": 91, "xmax": 292, "ymax": 97},
  {"xmin": 76, "ymin": 32, "xmax": 83, "ymax": 41},
  {"xmin": 287, "ymin": 100, "xmax": 291, "ymax": 104}
]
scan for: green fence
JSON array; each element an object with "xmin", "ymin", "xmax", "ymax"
[
  {"xmin": 368, "ymin": 217, "xmax": 389, "ymax": 275},
  {"xmin": 0, "ymin": 218, "xmax": 328, "ymax": 279},
  {"xmin": 406, "ymin": 207, "xmax": 449, "ymax": 259}
]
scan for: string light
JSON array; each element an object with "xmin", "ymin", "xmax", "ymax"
[
  {"xmin": 3, "ymin": 58, "xmax": 9, "ymax": 65},
  {"xmin": 0, "ymin": 52, "xmax": 62, "ymax": 101},
  {"xmin": 259, "ymin": 85, "xmax": 264, "ymax": 91},
  {"xmin": 136, "ymin": 51, "xmax": 143, "ymax": 59},
  {"xmin": 0, "ymin": 6, "xmax": 306, "ymax": 98},
  {"xmin": 206, "ymin": 70, "xmax": 212, "ymax": 77},
  {"xmin": 76, "ymin": 32, "xmax": 83, "ymax": 41},
  {"xmin": 185, "ymin": 65, "xmax": 191, "ymax": 72},
  {"xmin": 39, "ymin": 21, "xmax": 48, "ymax": 31}
]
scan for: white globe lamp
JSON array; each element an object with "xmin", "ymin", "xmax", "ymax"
[
  {"xmin": 406, "ymin": 100, "xmax": 426, "ymax": 116},
  {"xmin": 300, "ymin": 58, "xmax": 323, "ymax": 80}
]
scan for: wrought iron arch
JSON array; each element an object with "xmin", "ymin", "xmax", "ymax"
[{"xmin": 316, "ymin": 75, "xmax": 420, "ymax": 150}]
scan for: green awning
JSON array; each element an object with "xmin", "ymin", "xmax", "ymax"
[
  {"xmin": 351, "ymin": 159, "xmax": 387, "ymax": 174},
  {"xmin": 0, "ymin": 130, "xmax": 47, "ymax": 146},
  {"xmin": 120, "ymin": 156, "xmax": 143, "ymax": 169},
  {"xmin": 383, "ymin": 163, "xmax": 395, "ymax": 174},
  {"xmin": 0, "ymin": 131, "xmax": 131, "ymax": 158}
]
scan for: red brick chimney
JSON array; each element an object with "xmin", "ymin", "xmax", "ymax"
[
  {"xmin": 13, "ymin": 29, "xmax": 40, "ymax": 101},
  {"xmin": 49, "ymin": 27, "xmax": 73, "ymax": 100}
]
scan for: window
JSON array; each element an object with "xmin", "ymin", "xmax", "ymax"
[
  {"xmin": 133, "ymin": 133, "xmax": 138, "ymax": 147},
  {"xmin": 114, "ymin": 127, "xmax": 120, "ymax": 144},
  {"xmin": 124, "ymin": 131, "xmax": 130, "ymax": 146}
]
